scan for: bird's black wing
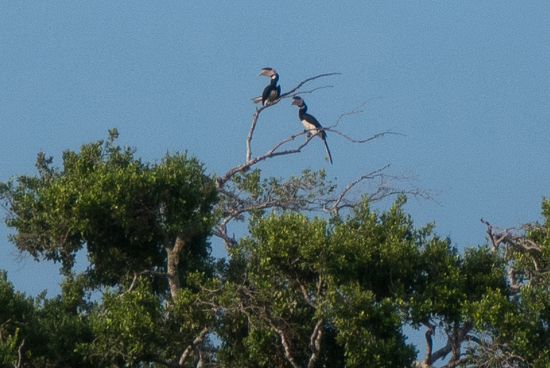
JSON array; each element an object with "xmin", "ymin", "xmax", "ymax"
[
  {"xmin": 304, "ymin": 113, "xmax": 323, "ymax": 129},
  {"xmin": 261, "ymin": 85, "xmax": 273, "ymax": 105}
]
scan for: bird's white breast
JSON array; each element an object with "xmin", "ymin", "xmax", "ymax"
[{"xmin": 301, "ymin": 120, "xmax": 320, "ymax": 135}]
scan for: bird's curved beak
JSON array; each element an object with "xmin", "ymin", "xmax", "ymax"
[
  {"xmin": 291, "ymin": 99, "xmax": 299, "ymax": 106},
  {"xmin": 259, "ymin": 68, "xmax": 275, "ymax": 77}
]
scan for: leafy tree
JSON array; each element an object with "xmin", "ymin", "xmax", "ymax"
[
  {"xmin": 0, "ymin": 272, "xmax": 94, "ymax": 367},
  {"xmin": 0, "ymin": 128, "xmax": 218, "ymax": 298},
  {"xmin": 2, "ymin": 73, "xmax": 549, "ymax": 367},
  {"xmin": 0, "ymin": 128, "xmax": 219, "ymax": 366}
]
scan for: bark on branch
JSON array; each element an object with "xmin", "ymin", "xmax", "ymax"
[
  {"xmin": 166, "ymin": 236, "xmax": 185, "ymax": 299},
  {"xmin": 178, "ymin": 327, "xmax": 209, "ymax": 366},
  {"xmin": 307, "ymin": 319, "xmax": 324, "ymax": 368},
  {"xmin": 268, "ymin": 319, "xmax": 302, "ymax": 368}
]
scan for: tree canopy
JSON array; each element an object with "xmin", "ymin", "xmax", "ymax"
[{"xmin": 1, "ymin": 78, "xmax": 549, "ymax": 368}]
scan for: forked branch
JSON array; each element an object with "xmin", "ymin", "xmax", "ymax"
[
  {"xmin": 279, "ymin": 72, "xmax": 341, "ymax": 99},
  {"xmin": 219, "ymin": 131, "xmax": 315, "ymax": 187},
  {"xmin": 247, "ymin": 73, "xmax": 340, "ymax": 162},
  {"xmin": 330, "ymin": 165, "xmax": 390, "ymax": 215},
  {"xmin": 307, "ymin": 319, "xmax": 324, "ymax": 368},
  {"xmin": 178, "ymin": 327, "xmax": 209, "ymax": 366}
]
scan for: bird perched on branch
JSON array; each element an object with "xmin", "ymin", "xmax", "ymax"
[
  {"xmin": 291, "ymin": 96, "xmax": 333, "ymax": 164},
  {"xmin": 252, "ymin": 68, "xmax": 281, "ymax": 106}
]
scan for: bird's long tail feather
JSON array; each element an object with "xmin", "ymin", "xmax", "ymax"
[{"xmin": 323, "ymin": 138, "xmax": 333, "ymax": 164}]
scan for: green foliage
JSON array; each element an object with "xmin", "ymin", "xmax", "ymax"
[
  {"xmin": 219, "ymin": 168, "xmax": 337, "ymax": 223},
  {"xmin": 0, "ymin": 130, "xmax": 218, "ymax": 293},
  {"xmin": 218, "ymin": 198, "xmax": 422, "ymax": 367},
  {"xmin": 0, "ymin": 271, "xmax": 94, "ymax": 367},
  {"xmin": 81, "ymin": 278, "xmax": 163, "ymax": 365},
  {"xmin": 4, "ymin": 130, "xmax": 550, "ymax": 367},
  {"xmin": 0, "ymin": 271, "xmax": 34, "ymax": 366}
]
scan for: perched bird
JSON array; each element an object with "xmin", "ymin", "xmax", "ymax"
[
  {"xmin": 291, "ymin": 96, "xmax": 333, "ymax": 164},
  {"xmin": 252, "ymin": 68, "xmax": 281, "ymax": 106}
]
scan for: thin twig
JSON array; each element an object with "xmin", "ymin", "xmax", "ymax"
[
  {"xmin": 279, "ymin": 73, "xmax": 341, "ymax": 99},
  {"xmin": 331, "ymin": 165, "xmax": 390, "ymax": 214},
  {"xmin": 334, "ymin": 97, "xmax": 383, "ymax": 128},
  {"xmin": 246, "ymin": 73, "xmax": 340, "ymax": 162},
  {"xmin": 327, "ymin": 128, "xmax": 405, "ymax": 143}
]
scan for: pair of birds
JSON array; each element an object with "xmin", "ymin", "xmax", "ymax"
[{"xmin": 253, "ymin": 68, "xmax": 333, "ymax": 164}]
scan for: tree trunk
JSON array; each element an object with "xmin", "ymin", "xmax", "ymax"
[{"xmin": 166, "ymin": 236, "xmax": 185, "ymax": 299}]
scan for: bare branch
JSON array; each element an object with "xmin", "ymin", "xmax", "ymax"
[
  {"xmin": 246, "ymin": 73, "xmax": 340, "ymax": 162},
  {"xmin": 137, "ymin": 270, "xmax": 170, "ymax": 278},
  {"xmin": 480, "ymin": 218, "xmax": 540, "ymax": 252},
  {"xmin": 430, "ymin": 336, "xmax": 453, "ymax": 365},
  {"xmin": 247, "ymin": 106, "xmax": 265, "ymax": 163},
  {"xmin": 268, "ymin": 320, "xmax": 302, "ymax": 368},
  {"xmin": 481, "ymin": 218, "xmax": 547, "ymax": 287},
  {"xmin": 307, "ymin": 319, "xmax": 324, "ymax": 368},
  {"xmin": 179, "ymin": 327, "xmax": 208, "ymax": 366},
  {"xmin": 122, "ymin": 273, "xmax": 138, "ymax": 295},
  {"xmin": 220, "ymin": 126, "xmax": 399, "ymax": 190},
  {"xmin": 334, "ymin": 97, "xmax": 383, "ymax": 128},
  {"xmin": 15, "ymin": 339, "xmax": 25, "ymax": 368},
  {"xmin": 331, "ymin": 165, "xmax": 390, "ymax": 215},
  {"xmin": 327, "ymin": 128, "xmax": 405, "ymax": 144},
  {"xmin": 212, "ymin": 225, "xmax": 238, "ymax": 251},
  {"xmin": 422, "ymin": 321, "xmax": 472, "ymax": 366},
  {"xmin": 279, "ymin": 73, "xmax": 341, "ymax": 99},
  {"xmin": 284, "ymin": 85, "xmax": 335, "ymax": 100},
  {"xmin": 466, "ymin": 338, "xmax": 532, "ymax": 368},
  {"xmin": 297, "ymin": 280, "xmax": 316, "ymax": 308},
  {"xmin": 218, "ymin": 131, "xmax": 314, "ymax": 187}
]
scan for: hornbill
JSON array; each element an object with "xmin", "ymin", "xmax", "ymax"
[
  {"xmin": 252, "ymin": 68, "xmax": 281, "ymax": 106},
  {"xmin": 291, "ymin": 96, "xmax": 333, "ymax": 164}
]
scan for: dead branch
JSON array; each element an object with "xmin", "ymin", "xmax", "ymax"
[
  {"xmin": 330, "ymin": 165, "xmax": 390, "ymax": 215},
  {"xmin": 333, "ymin": 97, "xmax": 383, "ymax": 128},
  {"xmin": 480, "ymin": 219, "xmax": 542, "ymax": 253},
  {"xmin": 327, "ymin": 128, "xmax": 404, "ymax": 143},
  {"xmin": 247, "ymin": 73, "xmax": 340, "ymax": 162},
  {"xmin": 219, "ymin": 131, "xmax": 315, "ymax": 187},
  {"xmin": 481, "ymin": 219, "xmax": 517, "ymax": 252},
  {"xmin": 508, "ymin": 268, "xmax": 521, "ymax": 295},
  {"xmin": 279, "ymin": 73, "xmax": 341, "ymax": 99},
  {"xmin": 466, "ymin": 338, "xmax": 531, "ymax": 368},
  {"xmin": 289, "ymin": 85, "xmax": 334, "ymax": 97},
  {"xmin": 220, "ymin": 127, "xmax": 400, "ymax": 189},
  {"xmin": 481, "ymin": 218, "xmax": 546, "ymax": 286}
]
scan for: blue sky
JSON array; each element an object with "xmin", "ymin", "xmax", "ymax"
[{"xmin": 1, "ymin": 1, "xmax": 550, "ymax": 340}]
